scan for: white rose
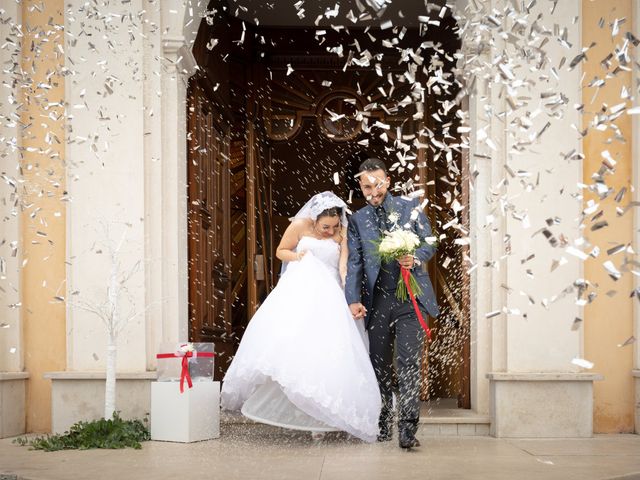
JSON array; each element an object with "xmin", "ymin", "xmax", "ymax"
[
  {"xmin": 395, "ymin": 230, "xmax": 419, "ymax": 250},
  {"xmin": 392, "ymin": 235, "xmax": 405, "ymax": 250},
  {"xmin": 379, "ymin": 237, "xmax": 395, "ymax": 253},
  {"xmin": 380, "ymin": 229, "xmax": 420, "ymax": 255}
]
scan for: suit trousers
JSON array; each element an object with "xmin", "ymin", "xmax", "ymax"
[{"xmin": 367, "ymin": 284, "xmax": 426, "ymax": 433}]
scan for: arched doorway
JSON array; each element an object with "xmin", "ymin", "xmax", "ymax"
[{"xmin": 186, "ymin": 1, "xmax": 471, "ymax": 409}]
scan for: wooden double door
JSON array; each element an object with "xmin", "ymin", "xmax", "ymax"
[
  {"xmin": 186, "ymin": 73, "xmax": 275, "ymax": 380},
  {"xmin": 186, "ymin": 76, "xmax": 248, "ymax": 379},
  {"xmin": 186, "ymin": 27, "xmax": 470, "ymax": 407}
]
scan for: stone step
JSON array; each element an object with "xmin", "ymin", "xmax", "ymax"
[
  {"xmin": 418, "ymin": 420, "xmax": 490, "ymax": 437},
  {"xmin": 222, "ymin": 410, "xmax": 491, "ymax": 437},
  {"xmin": 419, "ymin": 406, "xmax": 491, "ymax": 436}
]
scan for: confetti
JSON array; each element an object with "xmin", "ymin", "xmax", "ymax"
[
  {"xmin": 0, "ymin": 0, "xmax": 637, "ymax": 434},
  {"xmin": 603, "ymin": 261, "xmax": 622, "ymax": 281},
  {"xmin": 571, "ymin": 358, "xmax": 594, "ymax": 370},
  {"xmin": 617, "ymin": 336, "xmax": 635, "ymax": 348}
]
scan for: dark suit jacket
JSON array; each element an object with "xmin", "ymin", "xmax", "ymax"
[{"xmin": 345, "ymin": 194, "xmax": 439, "ymax": 327}]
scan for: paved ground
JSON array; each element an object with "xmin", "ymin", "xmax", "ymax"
[{"xmin": 1, "ymin": 424, "xmax": 639, "ymax": 480}]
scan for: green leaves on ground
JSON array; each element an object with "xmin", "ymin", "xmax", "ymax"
[{"xmin": 13, "ymin": 413, "xmax": 150, "ymax": 451}]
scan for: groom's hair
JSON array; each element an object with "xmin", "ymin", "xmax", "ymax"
[{"xmin": 358, "ymin": 157, "xmax": 387, "ymax": 175}]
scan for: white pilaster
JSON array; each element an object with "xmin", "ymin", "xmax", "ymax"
[
  {"xmin": 65, "ymin": 0, "xmax": 148, "ymax": 372},
  {"xmin": 459, "ymin": 0, "xmax": 598, "ymax": 436},
  {"xmin": 143, "ymin": 1, "xmax": 164, "ymax": 370},
  {"xmin": 502, "ymin": 1, "xmax": 583, "ymax": 372},
  {"xmin": 456, "ymin": 0, "xmax": 509, "ymax": 416},
  {"xmin": 64, "ymin": 0, "xmax": 206, "ymax": 374},
  {"xmin": 149, "ymin": 1, "xmax": 206, "ymax": 357},
  {"xmin": 158, "ymin": 31, "xmax": 190, "ymax": 347},
  {"xmin": 0, "ymin": 3, "xmax": 23, "ymax": 375}
]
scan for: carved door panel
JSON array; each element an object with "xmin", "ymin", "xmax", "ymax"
[
  {"xmin": 187, "ymin": 76, "xmax": 234, "ymax": 380},
  {"xmin": 260, "ymin": 64, "xmax": 421, "ymax": 279}
]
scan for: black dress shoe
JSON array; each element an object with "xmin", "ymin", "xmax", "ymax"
[
  {"xmin": 398, "ymin": 429, "xmax": 421, "ymax": 449},
  {"xmin": 377, "ymin": 423, "xmax": 393, "ymax": 442}
]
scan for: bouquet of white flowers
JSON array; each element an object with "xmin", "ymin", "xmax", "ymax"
[
  {"xmin": 377, "ymin": 228, "xmax": 423, "ymax": 302},
  {"xmin": 372, "ymin": 207, "xmax": 434, "ymax": 341}
]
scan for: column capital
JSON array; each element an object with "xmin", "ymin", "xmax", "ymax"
[
  {"xmin": 162, "ymin": 35, "xmax": 186, "ymax": 55},
  {"xmin": 161, "ymin": 38, "xmax": 198, "ymax": 78}
]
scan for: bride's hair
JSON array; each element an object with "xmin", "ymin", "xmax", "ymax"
[{"xmin": 317, "ymin": 206, "xmax": 343, "ymax": 219}]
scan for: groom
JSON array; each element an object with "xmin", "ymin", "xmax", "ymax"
[{"xmin": 345, "ymin": 158, "xmax": 439, "ymax": 449}]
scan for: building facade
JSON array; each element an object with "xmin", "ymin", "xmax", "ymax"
[{"xmin": 0, "ymin": 0, "xmax": 638, "ymax": 438}]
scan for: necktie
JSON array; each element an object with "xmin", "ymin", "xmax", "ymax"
[{"xmin": 375, "ymin": 206, "xmax": 387, "ymax": 232}]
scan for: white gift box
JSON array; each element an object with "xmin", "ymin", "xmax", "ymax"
[
  {"xmin": 156, "ymin": 342, "xmax": 215, "ymax": 382},
  {"xmin": 150, "ymin": 381, "xmax": 220, "ymax": 442}
]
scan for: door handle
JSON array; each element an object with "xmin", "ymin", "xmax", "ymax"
[{"xmin": 254, "ymin": 254, "xmax": 265, "ymax": 281}]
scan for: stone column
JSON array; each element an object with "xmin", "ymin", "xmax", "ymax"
[
  {"xmin": 146, "ymin": 0, "xmax": 204, "ymax": 361},
  {"xmin": 459, "ymin": 0, "xmax": 602, "ymax": 436}
]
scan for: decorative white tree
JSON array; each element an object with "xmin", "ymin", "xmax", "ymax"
[{"xmin": 64, "ymin": 221, "xmax": 146, "ymax": 419}]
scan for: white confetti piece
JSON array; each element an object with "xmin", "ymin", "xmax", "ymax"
[
  {"xmin": 571, "ymin": 358, "xmax": 594, "ymax": 369},
  {"xmin": 205, "ymin": 38, "xmax": 218, "ymax": 50},
  {"xmin": 617, "ymin": 336, "xmax": 635, "ymax": 347},
  {"xmin": 603, "ymin": 261, "xmax": 622, "ymax": 281},
  {"xmin": 565, "ymin": 246, "xmax": 588, "ymax": 260}
]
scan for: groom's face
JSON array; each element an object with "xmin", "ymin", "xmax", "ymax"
[{"xmin": 358, "ymin": 169, "xmax": 390, "ymax": 206}]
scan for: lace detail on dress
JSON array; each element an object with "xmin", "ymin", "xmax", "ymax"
[{"xmin": 220, "ymin": 237, "xmax": 380, "ymax": 442}]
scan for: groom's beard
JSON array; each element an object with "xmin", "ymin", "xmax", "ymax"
[{"xmin": 367, "ymin": 191, "xmax": 387, "ymax": 206}]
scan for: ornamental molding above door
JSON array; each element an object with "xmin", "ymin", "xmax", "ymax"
[{"xmin": 261, "ymin": 66, "xmax": 420, "ymax": 142}]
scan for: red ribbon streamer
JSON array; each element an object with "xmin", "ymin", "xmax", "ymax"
[
  {"xmin": 156, "ymin": 351, "xmax": 215, "ymax": 393},
  {"xmin": 400, "ymin": 266, "xmax": 432, "ymax": 341}
]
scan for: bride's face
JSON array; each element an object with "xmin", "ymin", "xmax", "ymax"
[
  {"xmin": 358, "ymin": 169, "xmax": 390, "ymax": 206},
  {"xmin": 315, "ymin": 215, "xmax": 341, "ymax": 238}
]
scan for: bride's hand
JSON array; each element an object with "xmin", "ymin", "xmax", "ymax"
[
  {"xmin": 296, "ymin": 250, "xmax": 307, "ymax": 261},
  {"xmin": 349, "ymin": 303, "xmax": 367, "ymax": 319}
]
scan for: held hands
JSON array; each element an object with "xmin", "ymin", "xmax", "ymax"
[
  {"xmin": 349, "ymin": 303, "xmax": 367, "ymax": 320},
  {"xmin": 397, "ymin": 254, "xmax": 415, "ymax": 269}
]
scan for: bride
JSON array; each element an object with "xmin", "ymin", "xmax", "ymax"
[{"xmin": 221, "ymin": 191, "xmax": 381, "ymax": 442}]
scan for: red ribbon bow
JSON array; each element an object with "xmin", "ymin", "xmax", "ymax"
[
  {"xmin": 400, "ymin": 266, "xmax": 432, "ymax": 341},
  {"xmin": 156, "ymin": 350, "xmax": 216, "ymax": 393}
]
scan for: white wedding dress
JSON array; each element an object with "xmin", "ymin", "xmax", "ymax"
[{"xmin": 221, "ymin": 236, "xmax": 381, "ymax": 442}]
